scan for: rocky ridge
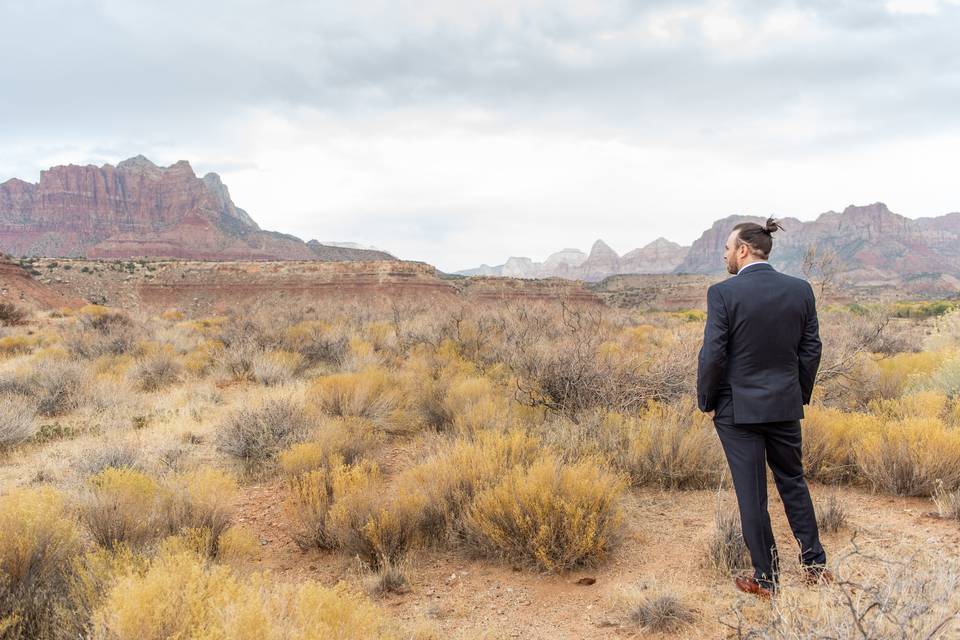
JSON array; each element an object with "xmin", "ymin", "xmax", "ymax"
[{"xmin": 0, "ymin": 156, "xmax": 395, "ymax": 262}]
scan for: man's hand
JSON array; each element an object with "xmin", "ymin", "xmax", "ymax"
[{"xmin": 707, "ymin": 410, "xmax": 715, "ymax": 418}]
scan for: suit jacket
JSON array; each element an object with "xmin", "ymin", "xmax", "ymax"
[{"xmin": 696, "ymin": 262, "xmax": 822, "ymax": 424}]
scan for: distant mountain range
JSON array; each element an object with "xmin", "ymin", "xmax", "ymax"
[
  {"xmin": 458, "ymin": 203, "xmax": 960, "ymax": 291},
  {"xmin": 0, "ymin": 156, "xmax": 396, "ymax": 262}
]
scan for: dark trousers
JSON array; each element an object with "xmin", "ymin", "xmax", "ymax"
[{"xmin": 714, "ymin": 419, "xmax": 826, "ymax": 589}]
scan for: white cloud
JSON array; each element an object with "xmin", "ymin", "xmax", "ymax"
[{"xmin": 1, "ymin": 0, "xmax": 959, "ymax": 272}]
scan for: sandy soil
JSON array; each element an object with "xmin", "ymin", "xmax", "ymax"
[{"xmin": 231, "ymin": 442, "xmax": 960, "ymax": 639}]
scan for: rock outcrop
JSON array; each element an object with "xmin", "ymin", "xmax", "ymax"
[
  {"xmin": 0, "ymin": 156, "xmax": 395, "ymax": 262},
  {"xmin": 675, "ymin": 203, "xmax": 958, "ymax": 282}
]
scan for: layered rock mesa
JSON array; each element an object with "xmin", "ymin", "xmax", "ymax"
[
  {"xmin": 15, "ymin": 258, "xmax": 602, "ymax": 313},
  {"xmin": 0, "ymin": 156, "xmax": 395, "ymax": 262}
]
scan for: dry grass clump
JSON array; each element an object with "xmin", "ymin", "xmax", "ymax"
[
  {"xmin": 0, "ymin": 302, "xmax": 27, "ymax": 326},
  {"xmin": 278, "ymin": 416, "xmax": 382, "ymax": 476},
  {"xmin": 251, "ymin": 349, "xmax": 304, "ymax": 386},
  {"xmin": 623, "ymin": 401, "xmax": 723, "ymax": 489},
  {"xmin": 538, "ymin": 402, "xmax": 724, "ymax": 490},
  {"xmin": 73, "ymin": 442, "xmax": 140, "ymax": 476},
  {"xmin": 90, "ymin": 550, "xmax": 407, "ymax": 640},
  {"xmin": 285, "ymin": 469, "xmax": 339, "ymax": 550},
  {"xmin": 309, "ymin": 367, "xmax": 402, "ymax": 428},
  {"xmin": 65, "ymin": 306, "xmax": 140, "ymax": 359},
  {"xmin": 932, "ymin": 480, "xmax": 960, "ymax": 521},
  {"xmin": 0, "ymin": 334, "xmax": 38, "ymax": 357},
  {"xmin": 327, "ymin": 462, "xmax": 425, "ymax": 571},
  {"xmin": 81, "ymin": 467, "xmax": 171, "ymax": 550},
  {"xmin": 29, "ymin": 357, "xmax": 89, "ymax": 417},
  {"xmin": 815, "ymin": 493, "xmax": 849, "ymax": 534},
  {"xmin": 81, "ymin": 466, "xmax": 239, "ymax": 556},
  {"xmin": 0, "ymin": 486, "xmax": 81, "ymax": 640},
  {"xmin": 129, "ymin": 350, "xmax": 183, "ymax": 391},
  {"xmin": 284, "ymin": 457, "xmax": 423, "ymax": 571},
  {"xmin": 802, "ymin": 406, "xmax": 881, "ymax": 484},
  {"xmin": 165, "ymin": 468, "xmax": 239, "ymax": 558},
  {"xmin": 282, "ymin": 320, "xmax": 349, "ymax": 367},
  {"xmin": 854, "ymin": 418, "xmax": 960, "ymax": 496},
  {"xmin": 398, "ymin": 428, "xmax": 541, "ymax": 544},
  {"xmin": 614, "ymin": 586, "xmax": 698, "ymax": 633},
  {"xmin": 706, "ymin": 500, "xmax": 751, "ymax": 577},
  {"xmin": 0, "ymin": 393, "xmax": 37, "ymax": 450},
  {"xmin": 215, "ymin": 395, "xmax": 313, "ymax": 470},
  {"xmin": 461, "ymin": 453, "xmax": 627, "ymax": 572}
]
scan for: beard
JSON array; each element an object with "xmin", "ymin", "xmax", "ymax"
[{"xmin": 726, "ymin": 255, "xmax": 738, "ymax": 275}]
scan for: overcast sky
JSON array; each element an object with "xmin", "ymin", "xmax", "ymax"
[{"xmin": 2, "ymin": 0, "xmax": 959, "ymax": 272}]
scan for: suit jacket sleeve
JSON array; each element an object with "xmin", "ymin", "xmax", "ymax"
[
  {"xmin": 697, "ymin": 284, "xmax": 729, "ymax": 413},
  {"xmin": 797, "ymin": 283, "xmax": 822, "ymax": 405}
]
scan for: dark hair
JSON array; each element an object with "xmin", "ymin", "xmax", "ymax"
[{"xmin": 732, "ymin": 217, "xmax": 783, "ymax": 259}]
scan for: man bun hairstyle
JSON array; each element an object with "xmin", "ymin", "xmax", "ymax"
[{"xmin": 732, "ymin": 217, "xmax": 783, "ymax": 259}]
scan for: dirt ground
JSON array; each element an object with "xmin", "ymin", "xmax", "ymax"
[{"xmin": 231, "ymin": 444, "xmax": 960, "ymax": 639}]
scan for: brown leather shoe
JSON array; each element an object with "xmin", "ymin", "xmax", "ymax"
[
  {"xmin": 801, "ymin": 566, "xmax": 834, "ymax": 585},
  {"xmin": 734, "ymin": 575, "xmax": 774, "ymax": 600}
]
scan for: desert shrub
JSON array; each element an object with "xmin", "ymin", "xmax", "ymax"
[
  {"xmin": 309, "ymin": 367, "xmax": 402, "ymax": 427},
  {"xmin": 891, "ymin": 300, "xmax": 957, "ymax": 318},
  {"xmin": 65, "ymin": 307, "xmax": 139, "ymax": 359},
  {"xmin": 933, "ymin": 480, "xmax": 960, "ymax": 521},
  {"xmin": 81, "ymin": 467, "xmax": 170, "ymax": 549},
  {"xmin": 618, "ymin": 588, "xmax": 698, "ymax": 633},
  {"xmin": 0, "ymin": 302, "xmax": 27, "ymax": 326},
  {"xmin": 397, "ymin": 343, "xmax": 477, "ymax": 432},
  {"xmin": 129, "ymin": 351, "xmax": 183, "ymax": 391},
  {"xmin": 28, "ymin": 358, "xmax": 88, "ymax": 416},
  {"xmin": 279, "ymin": 416, "xmax": 382, "ymax": 476},
  {"xmin": 0, "ymin": 394, "xmax": 37, "ymax": 450},
  {"xmin": 874, "ymin": 350, "xmax": 948, "ymax": 398},
  {"xmin": 398, "ymin": 428, "xmax": 541, "ymax": 544},
  {"xmin": 216, "ymin": 338, "xmax": 260, "ymax": 382},
  {"xmin": 214, "ymin": 525, "xmax": 261, "ymax": 564},
  {"xmin": 73, "ymin": 442, "xmax": 140, "ymax": 476},
  {"xmin": 282, "ymin": 320, "xmax": 349, "ymax": 367},
  {"xmin": 0, "ymin": 486, "xmax": 81, "ymax": 640},
  {"xmin": 443, "ymin": 375, "xmax": 514, "ymax": 435},
  {"xmin": 706, "ymin": 500, "xmax": 751, "ymax": 577},
  {"xmin": 802, "ymin": 407, "xmax": 881, "ymax": 484},
  {"xmin": 165, "ymin": 468, "xmax": 239, "ymax": 558},
  {"xmin": 91, "ymin": 550, "xmax": 405, "ymax": 640},
  {"xmin": 626, "ymin": 401, "xmax": 724, "ymax": 489},
  {"xmin": 462, "ymin": 454, "xmax": 627, "ymax": 572},
  {"xmin": 0, "ymin": 334, "xmax": 37, "ymax": 356},
  {"xmin": 815, "ymin": 493, "xmax": 849, "ymax": 533},
  {"xmin": 854, "ymin": 418, "xmax": 960, "ymax": 496},
  {"xmin": 328, "ymin": 462, "xmax": 422, "ymax": 570},
  {"xmin": 160, "ymin": 308, "xmax": 184, "ymax": 321},
  {"xmin": 539, "ymin": 402, "xmax": 724, "ymax": 490},
  {"xmin": 286, "ymin": 468, "xmax": 338, "ymax": 550},
  {"xmin": 867, "ymin": 391, "xmax": 947, "ymax": 421},
  {"xmin": 215, "ymin": 395, "xmax": 313, "ymax": 470},
  {"xmin": 251, "ymin": 349, "xmax": 304, "ymax": 386},
  {"xmin": 910, "ymin": 354, "xmax": 960, "ymax": 397}
]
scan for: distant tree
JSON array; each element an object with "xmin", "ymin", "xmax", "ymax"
[{"xmin": 801, "ymin": 244, "xmax": 839, "ymax": 300}]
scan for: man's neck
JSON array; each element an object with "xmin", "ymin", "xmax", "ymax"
[{"xmin": 737, "ymin": 259, "xmax": 768, "ymax": 275}]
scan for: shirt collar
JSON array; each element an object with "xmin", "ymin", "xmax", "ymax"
[{"xmin": 737, "ymin": 260, "xmax": 769, "ymax": 275}]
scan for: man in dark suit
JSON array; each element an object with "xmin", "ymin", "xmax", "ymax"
[{"xmin": 697, "ymin": 218, "xmax": 830, "ymax": 599}]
